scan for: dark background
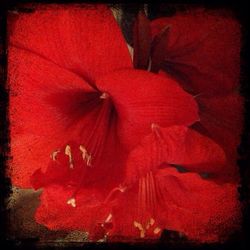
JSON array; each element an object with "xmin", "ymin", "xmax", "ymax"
[{"xmin": 0, "ymin": 1, "xmax": 249, "ymax": 249}]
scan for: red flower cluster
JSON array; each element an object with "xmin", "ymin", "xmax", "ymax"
[{"xmin": 8, "ymin": 4, "xmax": 242, "ymax": 243}]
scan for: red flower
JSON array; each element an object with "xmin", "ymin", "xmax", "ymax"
[
  {"xmin": 8, "ymin": 4, "xmax": 131, "ymax": 187},
  {"xmin": 8, "ymin": 5, "xmax": 198, "ymax": 188},
  {"xmin": 133, "ymin": 9, "xmax": 243, "ymax": 181},
  {"xmin": 8, "ymin": 4, "xmax": 200, "ymax": 240},
  {"xmin": 110, "ymin": 125, "xmax": 240, "ymax": 242},
  {"xmin": 8, "ymin": 4, "xmax": 241, "ymax": 243}
]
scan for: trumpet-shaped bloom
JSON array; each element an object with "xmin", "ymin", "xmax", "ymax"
[
  {"xmin": 110, "ymin": 126, "xmax": 240, "ymax": 242},
  {"xmin": 8, "ymin": 4, "xmax": 240, "ymax": 243}
]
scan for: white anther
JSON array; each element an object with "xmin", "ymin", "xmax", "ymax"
[
  {"xmin": 67, "ymin": 198, "xmax": 76, "ymax": 208},
  {"xmin": 105, "ymin": 213, "xmax": 112, "ymax": 223},
  {"xmin": 153, "ymin": 227, "xmax": 161, "ymax": 234},
  {"xmin": 50, "ymin": 149, "xmax": 60, "ymax": 161},
  {"xmin": 79, "ymin": 145, "xmax": 92, "ymax": 166},
  {"xmin": 100, "ymin": 92, "xmax": 109, "ymax": 99},
  {"xmin": 65, "ymin": 145, "xmax": 74, "ymax": 169}
]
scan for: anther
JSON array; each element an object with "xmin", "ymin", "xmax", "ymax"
[
  {"xmin": 105, "ymin": 213, "xmax": 112, "ymax": 223},
  {"xmin": 134, "ymin": 221, "xmax": 145, "ymax": 238},
  {"xmin": 79, "ymin": 145, "xmax": 92, "ymax": 166},
  {"xmin": 65, "ymin": 145, "xmax": 74, "ymax": 169},
  {"xmin": 100, "ymin": 92, "xmax": 109, "ymax": 99},
  {"xmin": 67, "ymin": 198, "xmax": 76, "ymax": 208},
  {"xmin": 151, "ymin": 123, "xmax": 160, "ymax": 131},
  {"xmin": 146, "ymin": 218, "xmax": 155, "ymax": 229},
  {"xmin": 153, "ymin": 227, "xmax": 161, "ymax": 235},
  {"xmin": 50, "ymin": 149, "xmax": 60, "ymax": 161},
  {"xmin": 151, "ymin": 123, "xmax": 162, "ymax": 139},
  {"xmin": 118, "ymin": 185, "xmax": 127, "ymax": 193}
]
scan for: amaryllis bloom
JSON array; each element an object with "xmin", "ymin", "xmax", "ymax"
[
  {"xmin": 7, "ymin": 3, "xmax": 241, "ymax": 243},
  {"xmin": 8, "ymin": 4, "xmax": 201, "ymax": 239},
  {"xmin": 133, "ymin": 9, "xmax": 243, "ymax": 181},
  {"xmin": 8, "ymin": 4, "xmax": 198, "ymax": 188},
  {"xmin": 110, "ymin": 125, "xmax": 240, "ymax": 242}
]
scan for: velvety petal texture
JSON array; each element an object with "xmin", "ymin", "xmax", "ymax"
[
  {"xmin": 8, "ymin": 4, "xmax": 132, "ymax": 85},
  {"xmin": 125, "ymin": 125, "xmax": 226, "ymax": 184},
  {"xmin": 8, "ymin": 4, "xmax": 241, "ymax": 244},
  {"xmin": 96, "ymin": 70, "xmax": 199, "ymax": 150},
  {"xmin": 112, "ymin": 168, "xmax": 240, "ymax": 243},
  {"xmin": 9, "ymin": 47, "xmax": 126, "ymax": 188},
  {"xmin": 8, "ymin": 5, "xmax": 132, "ymax": 188}
]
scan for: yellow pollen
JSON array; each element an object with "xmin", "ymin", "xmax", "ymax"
[
  {"xmin": 50, "ymin": 149, "xmax": 60, "ymax": 161},
  {"xmin": 100, "ymin": 92, "xmax": 109, "ymax": 99},
  {"xmin": 65, "ymin": 145, "xmax": 74, "ymax": 169},
  {"xmin": 153, "ymin": 227, "xmax": 161, "ymax": 235},
  {"xmin": 67, "ymin": 198, "xmax": 76, "ymax": 208},
  {"xmin": 79, "ymin": 145, "xmax": 92, "ymax": 166}
]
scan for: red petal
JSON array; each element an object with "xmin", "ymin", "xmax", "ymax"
[
  {"xmin": 194, "ymin": 94, "xmax": 243, "ymax": 181},
  {"xmin": 125, "ymin": 126, "xmax": 226, "ymax": 184},
  {"xmin": 35, "ymin": 184, "xmax": 113, "ymax": 234},
  {"xmin": 197, "ymin": 93, "xmax": 243, "ymax": 158},
  {"xmin": 96, "ymin": 70, "xmax": 199, "ymax": 150},
  {"xmin": 151, "ymin": 10, "xmax": 242, "ymax": 182},
  {"xmin": 8, "ymin": 4, "xmax": 132, "ymax": 85},
  {"xmin": 151, "ymin": 9, "xmax": 240, "ymax": 95},
  {"xmin": 111, "ymin": 167, "xmax": 240, "ymax": 242},
  {"xmin": 8, "ymin": 47, "xmax": 126, "ymax": 188},
  {"xmin": 156, "ymin": 168, "xmax": 240, "ymax": 242}
]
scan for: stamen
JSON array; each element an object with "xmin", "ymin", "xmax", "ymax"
[
  {"xmin": 65, "ymin": 145, "xmax": 74, "ymax": 169},
  {"xmin": 146, "ymin": 218, "xmax": 155, "ymax": 229},
  {"xmin": 50, "ymin": 149, "xmax": 60, "ymax": 161},
  {"xmin": 151, "ymin": 123, "xmax": 162, "ymax": 139},
  {"xmin": 151, "ymin": 123, "xmax": 159, "ymax": 131},
  {"xmin": 67, "ymin": 197, "xmax": 76, "ymax": 208},
  {"xmin": 141, "ymin": 176, "xmax": 147, "ymax": 211},
  {"xmin": 79, "ymin": 145, "xmax": 92, "ymax": 166},
  {"xmin": 105, "ymin": 213, "xmax": 112, "ymax": 223},
  {"xmin": 153, "ymin": 227, "xmax": 161, "ymax": 235},
  {"xmin": 103, "ymin": 185, "xmax": 126, "ymax": 204},
  {"xmin": 100, "ymin": 92, "xmax": 109, "ymax": 99},
  {"xmin": 134, "ymin": 221, "xmax": 145, "ymax": 238},
  {"xmin": 149, "ymin": 171, "xmax": 157, "ymax": 211}
]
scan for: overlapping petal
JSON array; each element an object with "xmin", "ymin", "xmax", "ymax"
[
  {"xmin": 110, "ymin": 126, "xmax": 240, "ymax": 242},
  {"xmin": 8, "ymin": 4, "xmax": 133, "ymax": 188},
  {"xmin": 151, "ymin": 9, "xmax": 240, "ymax": 95},
  {"xmin": 35, "ymin": 184, "xmax": 113, "ymax": 236},
  {"xmin": 111, "ymin": 168, "xmax": 240, "ymax": 243},
  {"xmin": 96, "ymin": 70, "xmax": 199, "ymax": 150},
  {"xmin": 150, "ymin": 10, "xmax": 242, "ymax": 181},
  {"xmin": 8, "ymin": 5, "xmax": 242, "ymax": 243},
  {"xmin": 125, "ymin": 125, "xmax": 226, "ymax": 184},
  {"xmin": 8, "ymin": 4, "xmax": 132, "ymax": 85}
]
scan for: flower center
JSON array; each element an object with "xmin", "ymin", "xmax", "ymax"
[
  {"xmin": 48, "ymin": 90, "xmax": 117, "ymax": 207},
  {"xmin": 100, "ymin": 92, "xmax": 109, "ymax": 99}
]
